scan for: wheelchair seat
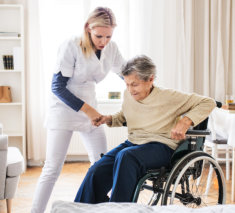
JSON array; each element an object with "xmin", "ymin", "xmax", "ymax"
[{"xmin": 132, "ymin": 102, "xmax": 226, "ymax": 208}]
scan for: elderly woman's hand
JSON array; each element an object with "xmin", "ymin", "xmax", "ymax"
[
  {"xmin": 171, "ymin": 116, "xmax": 193, "ymax": 140},
  {"xmin": 92, "ymin": 115, "xmax": 112, "ymax": 127}
]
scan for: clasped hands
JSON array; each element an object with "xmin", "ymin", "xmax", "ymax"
[
  {"xmin": 81, "ymin": 103, "xmax": 111, "ymax": 126},
  {"xmin": 92, "ymin": 115, "xmax": 112, "ymax": 126}
]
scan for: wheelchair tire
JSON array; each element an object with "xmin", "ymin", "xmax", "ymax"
[{"xmin": 161, "ymin": 151, "xmax": 226, "ymax": 207}]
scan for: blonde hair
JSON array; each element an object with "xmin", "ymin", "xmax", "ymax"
[{"xmin": 80, "ymin": 7, "xmax": 117, "ymax": 57}]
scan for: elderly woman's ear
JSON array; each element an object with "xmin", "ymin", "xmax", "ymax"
[{"xmin": 149, "ymin": 75, "xmax": 154, "ymax": 83}]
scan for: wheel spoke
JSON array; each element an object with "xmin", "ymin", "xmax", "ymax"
[{"xmin": 162, "ymin": 152, "xmax": 226, "ymax": 207}]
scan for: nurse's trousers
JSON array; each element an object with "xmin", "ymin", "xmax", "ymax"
[
  {"xmin": 31, "ymin": 126, "xmax": 107, "ymax": 213},
  {"xmin": 74, "ymin": 140, "xmax": 174, "ymax": 203}
]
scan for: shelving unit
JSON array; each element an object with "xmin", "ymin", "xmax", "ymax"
[{"xmin": 0, "ymin": 4, "xmax": 26, "ymax": 169}]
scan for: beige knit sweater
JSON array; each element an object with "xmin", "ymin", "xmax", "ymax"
[{"xmin": 109, "ymin": 86, "xmax": 216, "ymax": 150}]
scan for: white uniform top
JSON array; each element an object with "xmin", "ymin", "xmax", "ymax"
[{"xmin": 45, "ymin": 37, "xmax": 125, "ymax": 132}]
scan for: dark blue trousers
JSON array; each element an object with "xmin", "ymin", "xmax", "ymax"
[{"xmin": 74, "ymin": 140, "xmax": 174, "ymax": 203}]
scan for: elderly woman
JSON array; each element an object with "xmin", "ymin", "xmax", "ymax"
[{"xmin": 74, "ymin": 55, "xmax": 216, "ymax": 203}]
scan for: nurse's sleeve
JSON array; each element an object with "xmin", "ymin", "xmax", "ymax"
[
  {"xmin": 51, "ymin": 72, "xmax": 84, "ymax": 112},
  {"xmin": 111, "ymin": 42, "xmax": 126, "ymax": 76},
  {"xmin": 54, "ymin": 40, "xmax": 77, "ymax": 77}
]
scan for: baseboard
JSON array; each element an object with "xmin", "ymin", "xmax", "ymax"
[{"xmin": 27, "ymin": 155, "xmax": 89, "ymax": 167}]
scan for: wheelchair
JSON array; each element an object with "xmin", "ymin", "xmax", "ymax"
[{"xmin": 132, "ymin": 102, "xmax": 226, "ymax": 207}]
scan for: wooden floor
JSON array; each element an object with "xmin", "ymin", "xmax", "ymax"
[
  {"xmin": 0, "ymin": 162, "xmax": 234, "ymax": 213},
  {"xmin": 0, "ymin": 162, "xmax": 90, "ymax": 213}
]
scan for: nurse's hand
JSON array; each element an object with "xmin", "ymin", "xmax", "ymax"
[{"xmin": 80, "ymin": 103, "xmax": 102, "ymax": 123}]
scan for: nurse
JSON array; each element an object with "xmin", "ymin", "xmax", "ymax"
[{"xmin": 31, "ymin": 7, "xmax": 125, "ymax": 213}]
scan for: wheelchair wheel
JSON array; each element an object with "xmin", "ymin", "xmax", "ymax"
[
  {"xmin": 132, "ymin": 172, "xmax": 164, "ymax": 205},
  {"xmin": 162, "ymin": 151, "xmax": 226, "ymax": 207}
]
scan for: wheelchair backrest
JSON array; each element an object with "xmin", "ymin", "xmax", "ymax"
[{"xmin": 192, "ymin": 118, "xmax": 208, "ymax": 131}]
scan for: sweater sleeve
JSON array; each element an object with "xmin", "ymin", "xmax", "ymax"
[
  {"xmin": 179, "ymin": 93, "xmax": 216, "ymax": 126},
  {"xmin": 107, "ymin": 111, "xmax": 126, "ymax": 127},
  {"xmin": 51, "ymin": 72, "xmax": 84, "ymax": 112}
]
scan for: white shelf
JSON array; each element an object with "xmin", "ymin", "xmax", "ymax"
[
  {"xmin": 0, "ymin": 70, "xmax": 22, "ymax": 72},
  {"xmin": 4, "ymin": 131, "xmax": 23, "ymax": 137},
  {"xmin": 0, "ymin": 37, "xmax": 21, "ymax": 40},
  {"xmin": 0, "ymin": 102, "xmax": 22, "ymax": 106},
  {"xmin": 0, "ymin": 4, "xmax": 26, "ymax": 169},
  {"xmin": 0, "ymin": 4, "xmax": 22, "ymax": 8}
]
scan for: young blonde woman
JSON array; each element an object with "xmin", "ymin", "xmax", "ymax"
[{"xmin": 31, "ymin": 7, "xmax": 125, "ymax": 213}]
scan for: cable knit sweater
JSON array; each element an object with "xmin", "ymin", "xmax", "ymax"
[{"xmin": 109, "ymin": 86, "xmax": 216, "ymax": 150}]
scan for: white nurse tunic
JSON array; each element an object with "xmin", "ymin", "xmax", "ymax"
[{"xmin": 45, "ymin": 37, "xmax": 125, "ymax": 132}]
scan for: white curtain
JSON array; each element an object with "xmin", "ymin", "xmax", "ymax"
[
  {"xmin": 163, "ymin": 0, "xmax": 235, "ymax": 101},
  {"xmin": 195, "ymin": 0, "xmax": 235, "ymax": 101},
  {"xmin": 25, "ymin": 0, "xmax": 235, "ymax": 162},
  {"xmin": 25, "ymin": 0, "xmax": 47, "ymax": 164}
]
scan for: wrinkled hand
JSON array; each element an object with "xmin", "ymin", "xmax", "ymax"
[
  {"xmin": 92, "ymin": 115, "xmax": 112, "ymax": 127},
  {"xmin": 171, "ymin": 116, "xmax": 193, "ymax": 140}
]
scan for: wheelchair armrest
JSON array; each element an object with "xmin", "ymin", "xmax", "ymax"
[{"xmin": 186, "ymin": 129, "xmax": 211, "ymax": 137}]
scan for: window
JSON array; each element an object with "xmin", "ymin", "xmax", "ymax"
[{"xmin": 39, "ymin": 0, "xmax": 164, "ymax": 100}]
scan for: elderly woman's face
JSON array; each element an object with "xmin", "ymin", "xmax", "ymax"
[{"xmin": 124, "ymin": 73, "xmax": 154, "ymax": 101}]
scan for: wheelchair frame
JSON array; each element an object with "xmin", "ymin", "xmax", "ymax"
[{"xmin": 132, "ymin": 107, "xmax": 226, "ymax": 207}]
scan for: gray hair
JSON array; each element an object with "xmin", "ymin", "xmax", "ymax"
[{"xmin": 121, "ymin": 55, "xmax": 156, "ymax": 81}]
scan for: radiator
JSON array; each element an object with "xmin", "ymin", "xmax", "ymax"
[{"xmin": 67, "ymin": 126, "xmax": 128, "ymax": 155}]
